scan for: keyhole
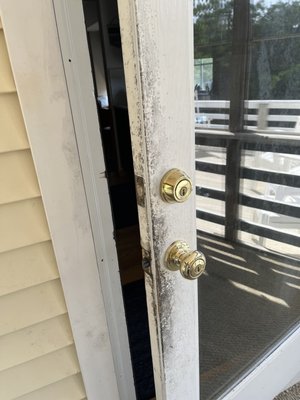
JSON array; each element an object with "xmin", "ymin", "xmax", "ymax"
[{"xmin": 180, "ymin": 187, "xmax": 187, "ymax": 197}]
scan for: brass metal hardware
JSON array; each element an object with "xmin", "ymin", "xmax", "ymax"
[
  {"xmin": 160, "ymin": 169, "xmax": 193, "ymax": 203},
  {"xmin": 164, "ymin": 241, "xmax": 206, "ymax": 280}
]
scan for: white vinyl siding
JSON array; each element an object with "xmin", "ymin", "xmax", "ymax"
[{"xmin": 0, "ymin": 17, "xmax": 87, "ymax": 399}]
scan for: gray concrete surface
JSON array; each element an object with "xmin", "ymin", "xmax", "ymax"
[{"xmin": 275, "ymin": 383, "xmax": 300, "ymax": 399}]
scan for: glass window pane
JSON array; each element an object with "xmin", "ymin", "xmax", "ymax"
[
  {"xmin": 196, "ymin": 145, "xmax": 227, "ymax": 165},
  {"xmin": 195, "ymin": 2, "xmax": 300, "ymax": 399},
  {"xmin": 199, "ymin": 231, "xmax": 300, "ymax": 399},
  {"xmin": 194, "ymin": 0, "xmax": 234, "ymax": 129},
  {"xmin": 245, "ymin": 1, "xmax": 300, "ymax": 133},
  {"xmin": 241, "ymin": 150, "xmax": 300, "ymax": 174}
]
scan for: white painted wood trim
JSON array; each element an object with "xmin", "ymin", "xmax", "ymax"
[
  {"xmin": 223, "ymin": 326, "xmax": 300, "ymax": 400},
  {"xmin": 52, "ymin": 1, "xmax": 136, "ymax": 399},
  {"xmin": 0, "ymin": 1, "xmax": 120, "ymax": 399},
  {"xmin": 118, "ymin": 0, "xmax": 199, "ymax": 399}
]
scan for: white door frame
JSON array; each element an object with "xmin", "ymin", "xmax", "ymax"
[
  {"xmin": 3, "ymin": 0, "xmax": 299, "ymax": 399},
  {"xmin": 0, "ymin": 1, "xmax": 135, "ymax": 399},
  {"xmin": 52, "ymin": 2, "xmax": 135, "ymax": 399}
]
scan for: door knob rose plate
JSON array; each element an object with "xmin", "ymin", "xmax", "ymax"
[{"xmin": 164, "ymin": 240, "xmax": 206, "ymax": 280}]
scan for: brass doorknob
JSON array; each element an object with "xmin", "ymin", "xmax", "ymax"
[{"xmin": 164, "ymin": 241, "xmax": 206, "ymax": 280}]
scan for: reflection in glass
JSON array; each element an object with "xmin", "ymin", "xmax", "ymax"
[
  {"xmin": 199, "ymin": 231, "xmax": 300, "ymax": 399},
  {"xmin": 247, "ymin": 1, "xmax": 300, "ymax": 133},
  {"xmin": 242, "ymin": 150, "xmax": 300, "ymax": 174},
  {"xmin": 196, "ymin": 145, "xmax": 227, "ymax": 165},
  {"xmin": 250, "ymin": 0, "xmax": 300, "ymax": 102},
  {"xmin": 194, "ymin": 1, "xmax": 234, "ymax": 129},
  {"xmin": 195, "ymin": 1, "xmax": 300, "ymax": 399},
  {"xmin": 251, "ymin": 0, "xmax": 300, "ymax": 40}
]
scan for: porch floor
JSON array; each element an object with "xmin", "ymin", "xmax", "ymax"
[
  {"xmin": 118, "ymin": 227, "xmax": 300, "ymax": 399},
  {"xmin": 199, "ymin": 233, "xmax": 300, "ymax": 399},
  {"xmin": 275, "ymin": 383, "xmax": 300, "ymax": 400}
]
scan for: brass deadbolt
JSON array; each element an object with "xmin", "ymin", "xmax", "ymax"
[
  {"xmin": 165, "ymin": 241, "xmax": 206, "ymax": 280},
  {"xmin": 160, "ymin": 169, "xmax": 193, "ymax": 203}
]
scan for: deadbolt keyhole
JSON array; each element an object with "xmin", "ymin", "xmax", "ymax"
[
  {"xmin": 160, "ymin": 169, "xmax": 193, "ymax": 203},
  {"xmin": 180, "ymin": 187, "xmax": 187, "ymax": 197}
]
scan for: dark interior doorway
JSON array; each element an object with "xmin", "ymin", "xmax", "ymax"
[{"xmin": 82, "ymin": 1, "xmax": 155, "ymax": 399}]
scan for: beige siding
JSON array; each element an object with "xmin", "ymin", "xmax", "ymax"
[
  {"xmin": 0, "ymin": 18, "xmax": 87, "ymax": 399},
  {"xmin": 0, "ymin": 345, "xmax": 80, "ymax": 398},
  {"xmin": 0, "ymin": 241, "xmax": 59, "ymax": 296},
  {"xmin": 0, "ymin": 93, "xmax": 29, "ymax": 153},
  {"xmin": 0, "ymin": 149, "xmax": 40, "ymax": 204},
  {"xmin": 0, "ymin": 29, "xmax": 15, "ymax": 92},
  {"xmin": 16, "ymin": 374, "xmax": 86, "ymax": 400},
  {"xmin": 0, "ymin": 198, "xmax": 51, "ymax": 253}
]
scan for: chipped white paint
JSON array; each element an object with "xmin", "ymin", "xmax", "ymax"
[
  {"xmin": 0, "ymin": 1, "xmax": 120, "ymax": 399},
  {"xmin": 117, "ymin": 1, "xmax": 300, "ymax": 398},
  {"xmin": 118, "ymin": 0, "xmax": 199, "ymax": 399}
]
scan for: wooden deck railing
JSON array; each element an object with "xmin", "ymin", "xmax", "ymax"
[
  {"xmin": 195, "ymin": 128, "xmax": 300, "ymax": 256},
  {"xmin": 195, "ymin": 100, "xmax": 300, "ymax": 133}
]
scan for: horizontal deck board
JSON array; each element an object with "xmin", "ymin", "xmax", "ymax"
[
  {"xmin": 241, "ymin": 167, "xmax": 300, "ymax": 188},
  {"xmin": 196, "ymin": 187, "xmax": 300, "ymax": 219},
  {"xmin": 238, "ymin": 220, "xmax": 300, "ymax": 247}
]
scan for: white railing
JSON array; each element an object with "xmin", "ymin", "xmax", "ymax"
[{"xmin": 195, "ymin": 100, "xmax": 300, "ymax": 133}]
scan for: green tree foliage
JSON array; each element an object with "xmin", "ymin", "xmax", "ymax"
[
  {"xmin": 194, "ymin": 0, "xmax": 234, "ymax": 98},
  {"xmin": 194, "ymin": 0, "xmax": 234, "ymax": 59},
  {"xmin": 250, "ymin": 1, "xmax": 300, "ymax": 99},
  {"xmin": 194, "ymin": 0, "xmax": 300, "ymax": 100}
]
